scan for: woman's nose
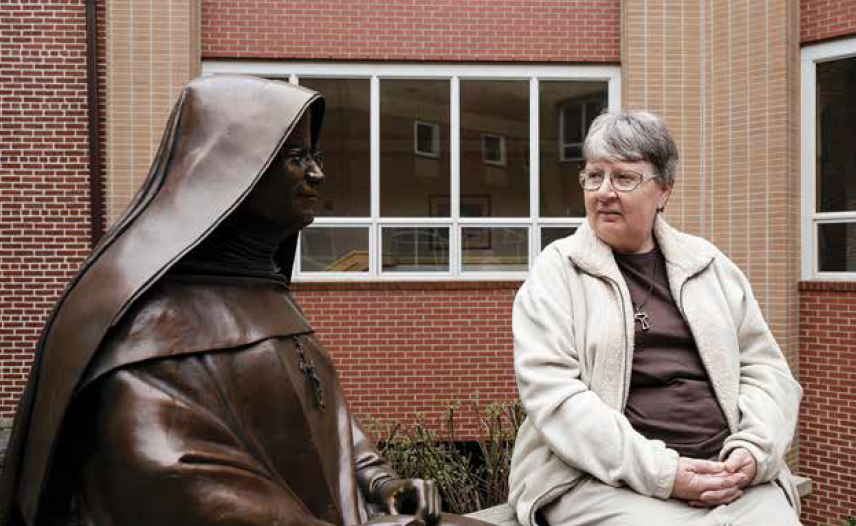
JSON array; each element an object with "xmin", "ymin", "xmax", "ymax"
[{"xmin": 593, "ymin": 175, "xmax": 617, "ymax": 199}]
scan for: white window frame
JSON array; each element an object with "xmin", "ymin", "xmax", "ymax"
[
  {"xmin": 801, "ymin": 38, "xmax": 856, "ymax": 280},
  {"xmin": 202, "ymin": 61, "xmax": 621, "ymax": 281}
]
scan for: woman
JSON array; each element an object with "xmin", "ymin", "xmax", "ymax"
[
  {"xmin": 0, "ymin": 76, "xmax": 484, "ymax": 526},
  {"xmin": 508, "ymin": 111, "xmax": 802, "ymax": 526}
]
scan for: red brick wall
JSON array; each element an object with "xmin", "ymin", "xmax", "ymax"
[
  {"xmin": 801, "ymin": 0, "xmax": 856, "ymax": 44},
  {"xmin": 292, "ymin": 282, "xmax": 520, "ymax": 438},
  {"xmin": 201, "ymin": 0, "xmax": 620, "ymax": 62},
  {"xmin": 0, "ymin": 0, "xmax": 96, "ymax": 417},
  {"xmin": 799, "ymin": 281, "xmax": 856, "ymax": 526}
]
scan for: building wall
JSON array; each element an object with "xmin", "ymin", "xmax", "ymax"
[
  {"xmin": 201, "ymin": 0, "xmax": 620, "ymax": 62},
  {"xmin": 105, "ymin": 0, "xmax": 200, "ymax": 224},
  {"xmin": 0, "ymin": 0, "xmax": 96, "ymax": 416},
  {"xmin": 799, "ymin": 282, "xmax": 856, "ymax": 525},
  {"xmin": 622, "ymin": 0, "xmax": 802, "ymax": 467},
  {"xmin": 292, "ymin": 282, "xmax": 520, "ymax": 437},
  {"xmin": 801, "ymin": 0, "xmax": 856, "ymax": 44}
]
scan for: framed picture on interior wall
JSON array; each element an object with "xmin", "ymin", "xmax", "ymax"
[
  {"xmin": 429, "ymin": 195, "xmax": 491, "ymax": 249},
  {"xmin": 481, "ymin": 133, "xmax": 506, "ymax": 166},
  {"xmin": 414, "ymin": 120, "xmax": 440, "ymax": 158},
  {"xmin": 461, "ymin": 226, "xmax": 491, "ymax": 250}
]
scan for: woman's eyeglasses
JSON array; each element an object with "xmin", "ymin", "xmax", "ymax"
[
  {"xmin": 578, "ymin": 169, "xmax": 659, "ymax": 193},
  {"xmin": 282, "ymin": 148, "xmax": 324, "ymax": 170}
]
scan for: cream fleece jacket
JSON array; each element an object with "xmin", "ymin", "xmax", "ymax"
[{"xmin": 508, "ymin": 216, "xmax": 802, "ymax": 526}]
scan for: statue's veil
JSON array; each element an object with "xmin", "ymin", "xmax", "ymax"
[{"xmin": 0, "ymin": 76, "xmax": 324, "ymax": 526}]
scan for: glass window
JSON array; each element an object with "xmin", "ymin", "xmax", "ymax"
[
  {"xmin": 381, "ymin": 227, "xmax": 449, "ymax": 272},
  {"xmin": 252, "ymin": 65, "xmax": 619, "ymax": 278},
  {"xmin": 301, "ymin": 227, "xmax": 369, "ymax": 272},
  {"xmin": 818, "ymin": 223, "xmax": 856, "ymax": 272},
  {"xmin": 540, "ymin": 82, "xmax": 606, "ymax": 218},
  {"xmin": 460, "ymin": 80, "xmax": 529, "ymax": 218},
  {"xmin": 540, "ymin": 226, "xmax": 577, "ymax": 250},
  {"xmin": 816, "ymin": 56, "xmax": 856, "ymax": 214},
  {"xmin": 462, "ymin": 227, "xmax": 528, "ymax": 272},
  {"xmin": 380, "ymin": 80, "xmax": 450, "ymax": 217},
  {"xmin": 298, "ymin": 78, "xmax": 370, "ymax": 217},
  {"xmin": 805, "ymin": 45, "xmax": 856, "ymax": 278}
]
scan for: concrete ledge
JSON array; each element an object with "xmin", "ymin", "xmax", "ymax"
[
  {"xmin": 794, "ymin": 475, "xmax": 812, "ymax": 498},
  {"xmin": 465, "ymin": 502, "xmax": 517, "ymax": 526}
]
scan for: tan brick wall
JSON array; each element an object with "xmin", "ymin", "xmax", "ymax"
[
  {"xmin": 622, "ymin": 0, "xmax": 802, "ymax": 467},
  {"xmin": 105, "ymin": 0, "xmax": 200, "ymax": 224}
]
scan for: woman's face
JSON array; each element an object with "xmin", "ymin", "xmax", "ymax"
[
  {"xmin": 241, "ymin": 113, "xmax": 324, "ymax": 236},
  {"xmin": 582, "ymin": 158, "xmax": 672, "ymax": 254}
]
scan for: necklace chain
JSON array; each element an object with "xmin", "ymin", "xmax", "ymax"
[{"xmin": 631, "ymin": 254, "xmax": 658, "ymax": 333}]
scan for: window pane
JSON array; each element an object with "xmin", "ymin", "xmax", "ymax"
[
  {"xmin": 540, "ymin": 226, "xmax": 577, "ymax": 250},
  {"xmin": 461, "ymin": 81, "xmax": 529, "ymax": 217},
  {"xmin": 816, "ymin": 57, "xmax": 856, "ymax": 213},
  {"xmin": 461, "ymin": 227, "xmax": 528, "ymax": 272},
  {"xmin": 382, "ymin": 227, "xmax": 449, "ymax": 272},
  {"xmin": 540, "ymin": 82, "xmax": 607, "ymax": 217},
  {"xmin": 818, "ymin": 223, "xmax": 856, "ymax": 272},
  {"xmin": 380, "ymin": 80, "xmax": 450, "ymax": 217},
  {"xmin": 301, "ymin": 227, "xmax": 369, "ymax": 272},
  {"xmin": 299, "ymin": 78, "xmax": 370, "ymax": 217}
]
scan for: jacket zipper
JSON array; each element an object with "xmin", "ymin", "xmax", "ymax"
[
  {"xmin": 675, "ymin": 264, "xmax": 733, "ymax": 433},
  {"xmin": 602, "ymin": 274, "xmax": 632, "ymax": 411},
  {"xmin": 578, "ymin": 269, "xmax": 632, "ymax": 412}
]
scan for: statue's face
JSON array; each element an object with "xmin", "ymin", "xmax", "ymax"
[{"xmin": 241, "ymin": 113, "xmax": 325, "ymax": 236}]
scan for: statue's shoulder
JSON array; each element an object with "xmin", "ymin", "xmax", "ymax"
[{"xmin": 83, "ymin": 277, "xmax": 312, "ymax": 387}]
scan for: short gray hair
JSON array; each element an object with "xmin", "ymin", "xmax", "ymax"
[{"xmin": 582, "ymin": 110, "xmax": 678, "ymax": 185}]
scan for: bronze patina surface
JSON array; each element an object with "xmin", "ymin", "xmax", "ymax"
[{"xmin": 0, "ymin": 76, "xmax": 488, "ymax": 526}]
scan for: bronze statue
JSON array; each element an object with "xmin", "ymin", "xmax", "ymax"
[{"xmin": 0, "ymin": 76, "xmax": 488, "ymax": 526}]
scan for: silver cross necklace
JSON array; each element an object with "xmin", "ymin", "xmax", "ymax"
[{"xmin": 631, "ymin": 255, "xmax": 658, "ymax": 332}]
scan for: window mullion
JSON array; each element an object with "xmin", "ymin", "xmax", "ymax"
[
  {"xmin": 529, "ymin": 77, "xmax": 540, "ymax": 269},
  {"xmin": 451, "ymin": 76, "xmax": 461, "ymax": 277},
  {"xmin": 370, "ymin": 75, "xmax": 380, "ymax": 276}
]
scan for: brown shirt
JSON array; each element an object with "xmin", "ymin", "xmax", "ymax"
[{"xmin": 615, "ymin": 247, "xmax": 729, "ymax": 460}]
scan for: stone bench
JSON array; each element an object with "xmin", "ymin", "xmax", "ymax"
[
  {"xmin": 465, "ymin": 476, "xmax": 813, "ymax": 526},
  {"xmin": 0, "ymin": 418, "xmax": 813, "ymax": 526}
]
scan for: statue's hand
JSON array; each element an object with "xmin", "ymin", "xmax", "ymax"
[{"xmin": 375, "ymin": 478, "xmax": 441, "ymax": 526}]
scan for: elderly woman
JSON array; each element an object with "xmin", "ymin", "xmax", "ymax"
[{"xmin": 508, "ymin": 111, "xmax": 802, "ymax": 526}]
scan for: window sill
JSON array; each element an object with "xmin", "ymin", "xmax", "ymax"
[
  {"xmin": 290, "ymin": 280, "xmax": 524, "ymax": 291},
  {"xmin": 798, "ymin": 280, "xmax": 856, "ymax": 292}
]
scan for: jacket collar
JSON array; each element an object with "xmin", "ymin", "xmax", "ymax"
[{"xmin": 566, "ymin": 215, "xmax": 716, "ymax": 281}]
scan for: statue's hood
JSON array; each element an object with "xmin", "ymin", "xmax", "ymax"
[{"xmin": 0, "ymin": 75, "xmax": 324, "ymax": 525}]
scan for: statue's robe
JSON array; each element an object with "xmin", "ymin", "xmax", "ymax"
[{"xmin": 71, "ymin": 276, "xmax": 393, "ymax": 526}]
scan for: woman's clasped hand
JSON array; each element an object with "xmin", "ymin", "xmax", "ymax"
[{"xmin": 672, "ymin": 448, "xmax": 757, "ymax": 506}]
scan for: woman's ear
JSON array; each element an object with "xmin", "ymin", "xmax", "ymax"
[{"xmin": 657, "ymin": 183, "xmax": 673, "ymax": 213}]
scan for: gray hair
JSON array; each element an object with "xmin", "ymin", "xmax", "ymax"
[{"xmin": 582, "ymin": 110, "xmax": 679, "ymax": 185}]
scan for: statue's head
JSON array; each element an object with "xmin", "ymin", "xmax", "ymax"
[{"xmin": 237, "ymin": 111, "xmax": 325, "ymax": 240}]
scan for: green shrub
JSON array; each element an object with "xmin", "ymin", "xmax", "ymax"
[
  {"xmin": 370, "ymin": 400, "xmax": 524, "ymax": 514},
  {"xmin": 844, "ymin": 516, "xmax": 856, "ymax": 526}
]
